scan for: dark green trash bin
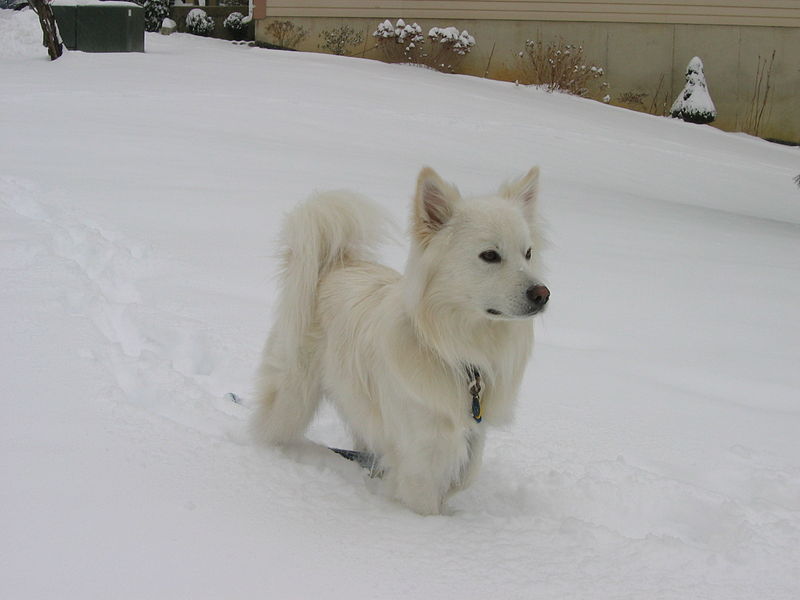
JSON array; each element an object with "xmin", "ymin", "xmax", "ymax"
[{"xmin": 52, "ymin": 0, "xmax": 144, "ymax": 52}]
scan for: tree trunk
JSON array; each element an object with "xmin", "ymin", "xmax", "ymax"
[{"xmin": 27, "ymin": 0, "xmax": 63, "ymax": 60}]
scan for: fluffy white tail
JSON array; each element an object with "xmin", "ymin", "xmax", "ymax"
[{"xmin": 252, "ymin": 191, "xmax": 389, "ymax": 444}]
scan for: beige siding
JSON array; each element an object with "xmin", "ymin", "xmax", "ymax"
[{"xmin": 263, "ymin": 0, "xmax": 800, "ymax": 27}]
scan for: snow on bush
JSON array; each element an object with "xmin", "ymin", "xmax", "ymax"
[
  {"xmin": 373, "ymin": 19, "xmax": 394, "ymax": 40},
  {"xmin": 224, "ymin": 12, "xmax": 245, "ymax": 31},
  {"xmin": 425, "ymin": 26, "xmax": 475, "ymax": 72},
  {"xmin": 371, "ymin": 19, "xmax": 476, "ymax": 73},
  {"xmin": 671, "ymin": 56, "xmax": 716, "ymax": 124},
  {"xmin": 428, "ymin": 26, "xmax": 475, "ymax": 56},
  {"xmin": 142, "ymin": 0, "xmax": 169, "ymax": 33},
  {"xmin": 223, "ymin": 11, "xmax": 248, "ymax": 39},
  {"xmin": 372, "ymin": 19, "xmax": 424, "ymax": 63},
  {"xmin": 186, "ymin": 8, "xmax": 215, "ymax": 37}
]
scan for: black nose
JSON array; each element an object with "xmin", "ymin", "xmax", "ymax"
[{"xmin": 526, "ymin": 285, "xmax": 550, "ymax": 308}]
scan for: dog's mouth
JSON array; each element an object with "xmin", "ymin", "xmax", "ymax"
[{"xmin": 486, "ymin": 306, "xmax": 546, "ymax": 319}]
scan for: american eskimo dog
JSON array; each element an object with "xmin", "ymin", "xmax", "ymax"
[{"xmin": 252, "ymin": 167, "xmax": 549, "ymax": 515}]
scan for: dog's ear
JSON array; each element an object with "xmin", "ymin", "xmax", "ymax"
[
  {"xmin": 501, "ymin": 166, "xmax": 540, "ymax": 224},
  {"xmin": 413, "ymin": 167, "xmax": 459, "ymax": 245}
]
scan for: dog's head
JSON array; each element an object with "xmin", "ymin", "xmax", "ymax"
[{"xmin": 406, "ymin": 166, "xmax": 549, "ymax": 321}]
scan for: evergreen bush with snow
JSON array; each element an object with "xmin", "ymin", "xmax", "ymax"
[
  {"xmin": 186, "ymin": 8, "xmax": 215, "ymax": 37},
  {"xmin": 137, "ymin": 0, "xmax": 169, "ymax": 31},
  {"xmin": 223, "ymin": 12, "xmax": 244, "ymax": 31},
  {"xmin": 372, "ymin": 19, "xmax": 424, "ymax": 63},
  {"xmin": 223, "ymin": 12, "xmax": 249, "ymax": 39},
  {"xmin": 671, "ymin": 57, "xmax": 716, "ymax": 124},
  {"xmin": 141, "ymin": 0, "xmax": 169, "ymax": 33},
  {"xmin": 131, "ymin": 0, "xmax": 167, "ymax": 33}
]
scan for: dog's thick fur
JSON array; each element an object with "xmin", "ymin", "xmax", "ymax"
[{"xmin": 252, "ymin": 167, "xmax": 548, "ymax": 515}]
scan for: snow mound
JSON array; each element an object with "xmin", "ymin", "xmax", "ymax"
[{"xmin": 0, "ymin": 8, "xmax": 43, "ymax": 58}]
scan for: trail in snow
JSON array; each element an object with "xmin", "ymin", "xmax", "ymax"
[{"xmin": 0, "ymin": 176, "xmax": 248, "ymax": 438}]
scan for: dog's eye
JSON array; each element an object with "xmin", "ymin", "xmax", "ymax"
[
  {"xmin": 479, "ymin": 250, "xmax": 501, "ymax": 263},
  {"xmin": 525, "ymin": 247, "xmax": 532, "ymax": 260}
]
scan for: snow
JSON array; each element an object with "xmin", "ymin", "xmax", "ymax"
[
  {"xmin": 0, "ymin": 8, "xmax": 40, "ymax": 56},
  {"xmin": 2, "ymin": 9, "xmax": 800, "ymax": 599}
]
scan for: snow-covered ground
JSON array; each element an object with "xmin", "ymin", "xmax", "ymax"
[{"xmin": 2, "ymin": 9, "xmax": 800, "ymax": 598}]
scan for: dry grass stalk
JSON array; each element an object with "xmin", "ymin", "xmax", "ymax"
[
  {"xmin": 743, "ymin": 50, "xmax": 776, "ymax": 136},
  {"xmin": 647, "ymin": 74, "xmax": 670, "ymax": 116}
]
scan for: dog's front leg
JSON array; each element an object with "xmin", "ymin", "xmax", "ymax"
[
  {"xmin": 448, "ymin": 428, "xmax": 485, "ymax": 498},
  {"xmin": 388, "ymin": 422, "xmax": 472, "ymax": 515}
]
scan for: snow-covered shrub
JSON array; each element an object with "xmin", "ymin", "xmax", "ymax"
[
  {"xmin": 266, "ymin": 19, "xmax": 308, "ymax": 49},
  {"xmin": 429, "ymin": 27, "xmax": 474, "ymax": 55},
  {"xmin": 426, "ymin": 26, "xmax": 475, "ymax": 72},
  {"xmin": 223, "ymin": 12, "xmax": 244, "ymax": 31},
  {"xmin": 671, "ymin": 57, "xmax": 716, "ymax": 124},
  {"xmin": 373, "ymin": 19, "xmax": 424, "ymax": 64},
  {"xmin": 223, "ymin": 11, "xmax": 249, "ymax": 39},
  {"xmin": 318, "ymin": 24, "xmax": 363, "ymax": 56},
  {"xmin": 518, "ymin": 38, "xmax": 605, "ymax": 97},
  {"xmin": 186, "ymin": 8, "xmax": 215, "ymax": 37},
  {"xmin": 142, "ymin": 0, "xmax": 169, "ymax": 33},
  {"xmin": 794, "ymin": 173, "xmax": 800, "ymax": 189}
]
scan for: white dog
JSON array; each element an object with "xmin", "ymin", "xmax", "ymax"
[{"xmin": 252, "ymin": 167, "xmax": 549, "ymax": 515}]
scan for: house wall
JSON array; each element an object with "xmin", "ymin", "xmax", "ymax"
[
  {"xmin": 253, "ymin": 2, "xmax": 800, "ymax": 142},
  {"xmin": 256, "ymin": 1, "xmax": 800, "ymax": 27}
]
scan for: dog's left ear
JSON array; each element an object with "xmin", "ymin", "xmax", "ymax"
[{"xmin": 500, "ymin": 166, "xmax": 540, "ymax": 225}]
